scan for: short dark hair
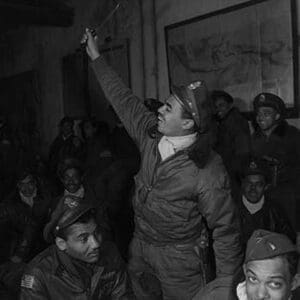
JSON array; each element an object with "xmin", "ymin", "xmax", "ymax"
[
  {"xmin": 58, "ymin": 158, "xmax": 84, "ymax": 179},
  {"xmin": 59, "ymin": 116, "xmax": 74, "ymax": 127},
  {"xmin": 56, "ymin": 209, "xmax": 96, "ymax": 240},
  {"xmin": 211, "ymin": 90, "xmax": 233, "ymax": 104},
  {"xmin": 283, "ymin": 252, "xmax": 299, "ymax": 278}
]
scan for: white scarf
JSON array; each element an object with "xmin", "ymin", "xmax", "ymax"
[
  {"xmin": 20, "ymin": 188, "xmax": 37, "ymax": 208},
  {"xmin": 236, "ymin": 281, "xmax": 248, "ymax": 300},
  {"xmin": 158, "ymin": 133, "xmax": 197, "ymax": 161},
  {"xmin": 64, "ymin": 185, "xmax": 85, "ymax": 198},
  {"xmin": 242, "ymin": 195, "xmax": 265, "ymax": 215}
]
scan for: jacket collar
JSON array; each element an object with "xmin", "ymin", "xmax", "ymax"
[
  {"xmin": 52, "ymin": 246, "xmax": 93, "ymax": 289},
  {"xmin": 154, "ymin": 131, "xmax": 212, "ymax": 168},
  {"xmin": 255, "ymin": 120, "xmax": 288, "ymax": 138}
]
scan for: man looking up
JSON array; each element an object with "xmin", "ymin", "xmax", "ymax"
[
  {"xmin": 237, "ymin": 229, "xmax": 300, "ymax": 300},
  {"xmin": 81, "ymin": 29, "xmax": 243, "ymax": 299}
]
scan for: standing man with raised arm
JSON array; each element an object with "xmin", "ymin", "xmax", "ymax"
[{"xmin": 82, "ymin": 29, "xmax": 243, "ymax": 300}]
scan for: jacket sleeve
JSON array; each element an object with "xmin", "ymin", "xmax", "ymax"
[
  {"xmin": 20, "ymin": 267, "xmax": 49, "ymax": 300},
  {"xmin": 101, "ymin": 242, "xmax": 135, "ymax": 299},
  {"xmin": 0, "ymin": 203, "xmax": 37, "ymax": 260},
  {"xmin": 197, "ymin": 160, "xmax": 243, "ymax": 278},
  {"xmin": 91, "ymin": 57, "xmax": 157, "ymax": 149},
  {"xmin": 271, "ymin": 205, "xmax": 297, "ymax": 243},
  {"xmin": 111, "ymin": 268, "xmax": 135, "ymax": 300}
]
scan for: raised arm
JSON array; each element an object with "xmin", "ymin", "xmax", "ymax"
[{"xmin": 82, "ymin": 29, "xmax": 157, "ymax": 147}]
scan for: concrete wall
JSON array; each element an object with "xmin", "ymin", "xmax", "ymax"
[
  {"xmin": 146, "ymin": 0, "xmax": 300, "ymax": 128},
  {"xmin": 0, "ymin": 0, "xmax": 299, "ymax": 154},
  {"xmin": 0, "ymin": 0, "xmax": 144, "ymax": 153}
]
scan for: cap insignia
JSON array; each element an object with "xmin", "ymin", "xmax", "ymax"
[
  {"xmin": 269, "ymin": 242, "xmax": 276, "ymax": 251},
  {"xmin": 259, "ymin": 94, "xmax": 266, "ymax": 102},
  {"xmin": 255, "ymin": 237, "xmax": 263, "ymax": 244}
]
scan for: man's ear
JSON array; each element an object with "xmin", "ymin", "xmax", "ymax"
[
  {"xmin": 275, "ymin": 113, "xmax": 280, "ymax": 121},
  {"xmin": 182, "ymin": 118, "xmax": 195, "ymax": 131},
  {"xmin": 243, "ymin": 264, "xmax": 247, "ymax": 276},
  {"xmin": 263, "ymin": 182, "xmax": 271, "ymax": 192},
  {"xmin": 291, "ymin": 273, "xmax": 300, "ymax": 291},
  {"xmin": 55, "ymin": 237, "xmax": 67, "ymax": 251}
]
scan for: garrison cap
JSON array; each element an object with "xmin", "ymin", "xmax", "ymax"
[
  {"xmin": 43, "ymin": 195, "xmax": 94, "ymax": 243},
  {"xmin": 242, "ymin": 160, "xmax": 267, "ymax": 179},
  {"xmin": 172, "ymin": 80, "xmax": 211, "ymax": 133},
  {"xmin": 253, "ymin": 93, "xmax": 286, "ymax": 116},
  {"xmin": 245, "ymin": 229, "xmax": 297, "ymax": 264}
]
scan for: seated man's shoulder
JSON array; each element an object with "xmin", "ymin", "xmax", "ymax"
[
  {"xmin": 198, "ymin": 152, "xmax": 229, "ymax": 183},
  {"xmin": 20, "ymin": 247, "xmax": 55, "ymax": 292},
  {"xmin": 286, "ymin": 122, "xmax": 300, "ymax": 137},
  {"xmin": 26, "ymin": 246, "xmax": 55, "ymax": 274}
]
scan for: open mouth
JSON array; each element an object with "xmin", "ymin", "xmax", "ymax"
[{"xmin": 157, "ymin": 115, "xmax": 164, "ymax": 123}]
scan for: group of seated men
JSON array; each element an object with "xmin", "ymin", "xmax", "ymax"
[{"xmin": 0, "ymin": 29, "xmax": 299, "ymax": 299}]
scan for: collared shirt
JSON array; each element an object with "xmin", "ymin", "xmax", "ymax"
[
  {"xmin": 242, "ymin": 195, "xmax": 265, "ymax": 215},
  {"xmin": 158, "ymin": 133, "xmax": 197, "ymax": 161},
  {"xmin": 19, "ymin": 189, "xmax": 37, "ymax": 208},
  {"xmin": 64, "ymin": 185, "xmax": 85, "ymax": 198}
]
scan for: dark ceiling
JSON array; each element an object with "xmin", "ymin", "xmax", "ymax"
[{"xmin": 0, "ymin": 0, "xmax": 74, "ymax": 29}]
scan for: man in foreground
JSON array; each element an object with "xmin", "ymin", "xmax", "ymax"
[
  {"xmin": 82, "ymin": 29, "xmax": 242, "ymax": 299},
  {"xmin": 20, "ymin": 195, "xmax": 133, "ymax": 299},
  {"xmin": 237, "ymin": 229, "xmax": 299, "ymax": 300}
]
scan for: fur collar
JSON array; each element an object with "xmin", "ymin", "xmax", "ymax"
[
  {"xmin": 254, "ymin": 120, "xmax": 288, "ymax": 138},
  {"xmin": 148, "ymin": 125, "xmax": 212, "ymax": 169}
]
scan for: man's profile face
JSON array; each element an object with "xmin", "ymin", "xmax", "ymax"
[
  {"xmin": 62, "ymin": 168, "xmax": 82, "ymax": 193},
  {"xmin": 63, "ymin": 219, "xmax": 102, "ymax": 263},
  {"xmin": 256, "ymin": 107, "xmax": 280, "ymax": 132},
  {"xmin": 243, "ymin": 174, "xmax": 266, "ymax": 204},
  {"xmin": 214, "ymin": 98, "xmax": 232, "ymax": 119},
  {"xmin": 244, "ymin": 257, "xmax": 293, "ymax": 300},
  {"xmin": 157, "ymin": 95, "xmax": 189, "ymax": 137}
]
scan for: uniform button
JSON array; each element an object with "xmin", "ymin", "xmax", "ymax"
[{"xmin": 147, "ymin": 186, "xmax": 152, "ymax": 191}]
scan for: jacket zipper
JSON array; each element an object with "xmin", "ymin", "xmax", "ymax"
[{"xmin": 143, "ymin": 145, "xmax": 187, "ymax": 203}]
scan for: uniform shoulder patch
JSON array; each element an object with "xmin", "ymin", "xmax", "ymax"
[{"xmin": 21, "ymin": 274, "xmax": 35, "ymax": 289}]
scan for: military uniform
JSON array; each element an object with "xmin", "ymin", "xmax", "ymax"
[
  {"xmin": 236, "ymin": 230, "xmax": 299, "ymax": 300},
  {"xmin": 213, "ymin": 107, "xmax": 251, "ymax": 192},
  {"xmin": 20, "ymin": 196, "xmax": 133, "ymax": 300},
  {"xmin": 251, "ymin": 93, "xmax": 300, "ymax": 230},
  {"xmin": 91, "ymin": 57, "xmax": 243, "ymax": 300}
]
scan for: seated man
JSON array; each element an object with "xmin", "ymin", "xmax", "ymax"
[
  {"xmin": 49, "ymin": 117, "xmax": 84, "ymax": 175},
  {"xmin": 251, "ymin": 93, "xmax": 300, "ymax": 230},
  {"xmin": 237, "ymin": 229, "xmax": 300, "ymax": 300},
  {"xmin": 20, "ymin": 195, "xmax": 133, "ymax": 299},
  {"xmin": 51, "ymin": 159, "xmax": 111, "ymax": 241},
  {"xmin": 0, "ymin": 171, "xmax": 52, "ymax": 264},
  {"xmin": 238, "ymin": 161, "xmax": 296, "ymax": 247}
]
